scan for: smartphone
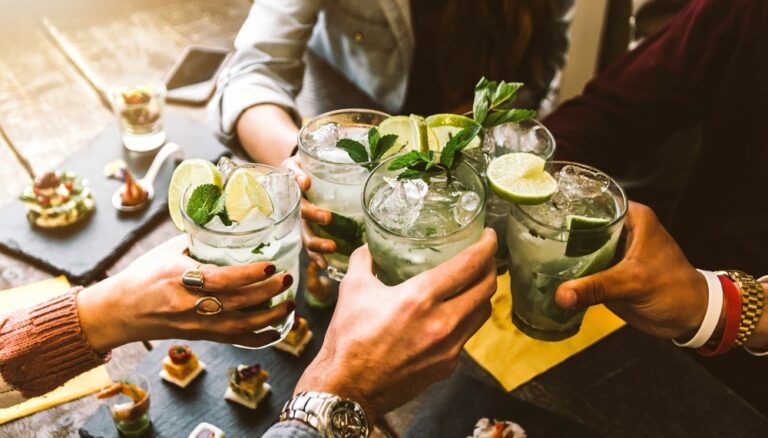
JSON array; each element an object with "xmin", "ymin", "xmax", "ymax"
[{"xmin": 165, "ymin": 46, "xmax": 231, "ymax": 105}]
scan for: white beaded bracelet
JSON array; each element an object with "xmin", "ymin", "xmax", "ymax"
[
  {"xmin": 672, "ymin": 270, "xmax": 724, "ymax": 349},
  {"xmin": 743, "ymin": 275, "xmax": 768, "ymax": 356}
]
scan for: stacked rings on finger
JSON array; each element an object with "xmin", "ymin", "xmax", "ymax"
[
  {"xmin": 181, "ymin": 266, "xmax": 205, "ymax": 290},
  {"xmin": 181, "ymin": 265, "xmax": 224, "ymax": 316}
]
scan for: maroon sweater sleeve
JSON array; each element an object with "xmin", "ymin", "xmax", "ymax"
[{"xmin": 544, "ymin": 0, "xmax": 752, "ymax": 174}]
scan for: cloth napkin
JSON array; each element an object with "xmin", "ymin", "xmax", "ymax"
[
  {"xmin": 0, "ymin": 276, "xmax": 111, "ymax": 425},
  {"xmin": 464, "ymin": 272, "xmax": 626, "ymax": 392}
]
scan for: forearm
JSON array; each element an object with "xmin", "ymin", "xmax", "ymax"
[
  {"xmin": 237, "ymin": 104, "xmax": 299, "ymax": 166},
  {"xmin": 0, "ymin": 288, "xmax": 108, "ymax": 405}
]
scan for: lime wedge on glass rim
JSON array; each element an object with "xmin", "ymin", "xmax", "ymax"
[
  {"xmin": 426, "ymin": 114, "xmax": 483, "ymax": 150},
  {"xmin": 224, "ymin": 168, "xmax": 274, "ymax": 222},
  {"xmin": 487, "ymin": 152, "xmax": 557, "ymax": 205},
  {"xmin": 377, "ymin": 115, "xmax": 439, "ymax": 154},
  {"xmin": 168, "ymin": 159, "xmax": 222, "ymax": 231}
]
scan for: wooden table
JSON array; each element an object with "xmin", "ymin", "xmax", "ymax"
[{"xmin": 0, "ymin": 1, "xmax": 765, "ymax": 436}]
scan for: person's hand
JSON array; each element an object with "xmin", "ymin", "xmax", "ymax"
[
  {"xmin": 555, "ymin": 202, "xmax": 707, "ymax": 340},
  {"xmin": 76, "ymin": 236, "xmax": 295, "ymax": 354},
  {"xmin": 282, "ymin": 155, "xmax": 337, "ymax": 268},
  {"xmin": 295, "ymin": 229, "xmax": 498, "ymax": 420}
]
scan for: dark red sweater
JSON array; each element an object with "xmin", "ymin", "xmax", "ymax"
[
  {"xmin": 545, "ymin": 0, "xmax": 768, "ymax": 413},
  {"xmin": 545, "ymin": 0, "xmax": 767, "ymax": 275}
]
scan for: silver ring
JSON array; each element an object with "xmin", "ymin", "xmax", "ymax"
[
  {"xmin": 194, "ymin": 296, "xmax": 223, "ymax": 316},
  {"xmin": 181, "ymin": 266, "xmax": 205, "ymax": 290}
]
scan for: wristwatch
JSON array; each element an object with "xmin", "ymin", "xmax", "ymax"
[{"xmin": 279, "ymin": 391, "xmax": 369, "ymax": 438}]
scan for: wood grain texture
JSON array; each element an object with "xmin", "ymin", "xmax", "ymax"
[{"xmin": 0, "ymin": 136, "xmax": 31, "ymax": 208}]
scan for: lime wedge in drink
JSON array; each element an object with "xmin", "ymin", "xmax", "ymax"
[
  {"xmin": 378, "ymin": 115, "xmax": 439, "ymax": 154},
  {"xmin": 168, "ymin": 159, "xmax": 222, "ymax": 231},
  {"xmin": 224, "ymin": 168, "xmax": 274, "ymax": 222},
  {"xmin": 564, "ymin": 214, "xmax": 612, "ymax": 258},
  {"xmin": 426, "ymin": 114, "xmax": 482, "ymax": 150},
  {"xmin": 487, "ymin": 152, "xmax": 557, "ymax": 205}
]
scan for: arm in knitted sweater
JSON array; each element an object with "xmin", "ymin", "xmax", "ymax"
[{"xmin": 0, "ymin": 288, "xmax": 109, "ymax": 408}]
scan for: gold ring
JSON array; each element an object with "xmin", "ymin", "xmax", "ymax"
[
  {"xmin": 181, "ymin": 266, "xmax": 205, "ymax": 290},
  {"xmin": 194, "ymin": 296, "xmax": 223, "ymax": 316}
]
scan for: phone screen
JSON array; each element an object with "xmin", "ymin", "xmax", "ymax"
[{"xmin": 167, "ymin": 49, "xmax": 228, "ymax": 91}]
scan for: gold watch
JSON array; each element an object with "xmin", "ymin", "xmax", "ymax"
[{"xmin": 715, "ymin": 270, "xmax": 765, "ymax": 346}]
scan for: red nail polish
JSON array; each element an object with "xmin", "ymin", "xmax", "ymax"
[
  {"xmin": 282, "ymin": 274, "xmax": 294, "ymax": 288},
  {"xmin": 286, "ymin": 300, "xmax": 296, "ymax": 313},
  {"xmin": 264, "ymin": 264, "xmax": 276, "ymax": 276}
]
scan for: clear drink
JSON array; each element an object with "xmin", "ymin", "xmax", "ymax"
[
  {"xmin": 507, "ymin": 162, "xmax": 627, "ymax": 341},
  {"xmin": 363, "ymin": 157, "xmax": 486, "ymax": 286},
  {"xmin": 467, "ymin": 119, "xmax": 556, "ymax": 274},
  {"xmin": 298, "ymin": 109, "xmax": 392, "ymax": 280},
  {"xmin": 180, "ymin": 161, "xmax": 302, "ymax": 347}
]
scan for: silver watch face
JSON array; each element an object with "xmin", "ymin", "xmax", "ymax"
[{"xmin": 329, "ymin": 400, "xmax": 368, "ymax": 438}]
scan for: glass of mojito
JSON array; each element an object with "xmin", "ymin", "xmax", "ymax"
[
  {"xmin": 172, "ymin": 158, "xmax": 302, "ymax": 347},
  {"xmin": 491, "ymin": 157, "xmax": 627, "ymax": 341},
  {"xmin": 363, "ymin": 156, "xmax": 486, "ymax": 286},
  {"xmin": 481, "ymin": 119, "xmax": 556, "ymax": 273},
  {"xmin": 298, "ymin": 109, "xmax": 398, "ymax": 281}
]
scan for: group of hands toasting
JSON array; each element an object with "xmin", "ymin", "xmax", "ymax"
[{"xmin": 77, "ymin": 146, "xmax": 768, "ymax": 420}]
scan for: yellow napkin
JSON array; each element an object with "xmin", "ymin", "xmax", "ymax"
[
  {"xmin": 464, "ymin": 272, "xmax": 625, "ymax": 392},
  {"xmin": 0, "ymin": 276, "xmax": 112, "ymax": 425}
]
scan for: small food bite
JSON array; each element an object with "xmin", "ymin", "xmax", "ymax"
[
  {"xmin": 19, "ymin": 170, "xmax": 95, "ymax": 228},
  {"xmin": 188, "ymin": 422, "xmax": 226, "ymax": 438},
  {"xmin": 224, "ymin": 364, "xmax": 270, "ymax": 409},
  {"xmin": 469, "ymin": 418, "xmax": 527, "ymax": 438},
  {"xmin": 159, "ymin": 345, "xmax": 206, "ymax": 388},
  {"xmin": 274, "ymin": 315, "xmax": 313, "ymax": 356},
  {"xmin": 120, "ymin": 168, "xmax": 149, "ymax": 207},
  {"xmin": 96, "ymin": 381, "xmax": 151, "ymax": 437}
]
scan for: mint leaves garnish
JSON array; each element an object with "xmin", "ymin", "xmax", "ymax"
[
  {"xmin": 336, "ymin": 127, "xmax": 398, "ymax": 169},
  {"xmin": 186, "ymin": 184, "xmax": 221, "ymax": 225},
  {"xmin": 251, "ymin": 242, "xmax": 271, "ymax": 254},
  {"xmin": 388, "ymin": 124, "xmax": 481, "ymax": 183},
  {"xmin": 473, "ymin": 77, "xmax": 536, "ymax": 128}
]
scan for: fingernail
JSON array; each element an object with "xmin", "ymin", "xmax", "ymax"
[
  {"xmin": 282, "ymin": 274, "xmax": 294, "ymax": 288},
  {"xmin": 286, "ymin": 300, "xmax": 296, "ymax": 312},
  {"xmin": 561, "ymin": 289, "xmax": 578, "ymax": 308},
  {"xmin": 322, "ymin": 242, "xmax": 335, "ymax": 252},
  {"xmin": 264, "ymin": 264, "xmax": 277, "ymax": 276}
]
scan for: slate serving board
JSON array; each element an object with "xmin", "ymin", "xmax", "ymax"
[
  {"xmin": 404, "ymin": 370, "xmax": 598, "ymax": 438},
  {"xmin": 0, "ymin": 111, "xmax": 228, "ymax": 284},
  {"xmin": 79, "ymin": 272, "xmax": 336, "ymax": 438}
]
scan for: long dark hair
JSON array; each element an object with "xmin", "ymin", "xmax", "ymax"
[{"xmin": 409, "ymin": 0, "xmax": 558, "ymax": 112}]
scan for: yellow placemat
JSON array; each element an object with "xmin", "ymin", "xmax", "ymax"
[
  {"xmin": 464, "ymin": 272, "xmax": 626, "ymax": 392},
  {"xmin": 0, "ymin": 276, "xmax": 111, "ymax": 425}
]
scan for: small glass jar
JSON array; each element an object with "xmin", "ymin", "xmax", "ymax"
[{"xmin": 109, "ymin": 78, "xmax": 167, "ymax": 153}]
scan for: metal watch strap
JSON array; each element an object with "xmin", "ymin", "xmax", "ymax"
[
  {"xmin": 716, "ymin": 270, "xmax": 765, "ymax": 346},
  {"xmin": 279, "ymin": 391, "xmax": 369, "ymax": 438}
]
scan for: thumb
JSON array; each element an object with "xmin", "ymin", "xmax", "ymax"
[
  {"xmin": 346, "ymin": 244, "xmax": 375, "ymax": 279},
  {"xmin": 555, "ymin": 267, "xmax": 625, "ymax": 309}
]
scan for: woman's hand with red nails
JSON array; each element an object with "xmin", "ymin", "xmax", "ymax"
[
  {"xmin": 77, "ymin": 236, "xmax": 295, "ymax": 353},
  {"xmin": 282, "ymin": 155, "xmax": 337, "ymax": 269}
]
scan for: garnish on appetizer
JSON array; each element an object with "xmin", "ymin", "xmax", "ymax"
[
  {"xmin": 104, "ymin": 159, "xmax": 128, "ymax": 179},
  {"xmin": 224, "ymin": 363, "xmax": 270, "ymax": 409},
  {"xmin": 119, "ymin": 87, "xmax": 161, "ymax": 133},
  {"xmin": 19, "ymin": 170, "xmax": 95, "ymax": 228},
  {"xmin": 120, "ymin": 168, "xmax": 149, "ymax": 207},
  {"xmin": 469, "ymin": 418, "xmax": 526, "ymax": 438},
  {"xmin": 274, "ymin": 315, "xmax": 313, "ymax": 357},
  {"xmin": 159, "ymin": 344, "xmax": 206, "ymax": 388},
  {"xmin": 96, "ymin": 381, "xmax": 151, "ymax": 437},
  {"xmin": 189, "ymin": 422, "xmax": 226, "ymax": 438}
]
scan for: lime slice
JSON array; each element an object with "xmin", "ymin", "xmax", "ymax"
[
  {"xmin": 378, "ymin": 115, "xmax": 440, "ymax": 155},
  {"xmin": 168, "ymin": 159, "xmax": 222, "ymax": 231},
  {"xmin": 487, "ymin": 152, "xmax": 557, "ymax": 205},
  {"xmin": 224, "ymin": 168, "xmax": 274, "ymax": 221},
  {"xmin": 565, "ymin": 214, "xmax": 613, "ymax": 257},
  {"xmin": 426, "ymin": 114, "xmax": 482, "ymax": 150}
]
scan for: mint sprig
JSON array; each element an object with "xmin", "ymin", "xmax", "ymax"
[
  {"xmin": 336, "ymin": 127, "xmax": 398, "ymax": 169},
  {"xmin": 251, "ymin": 242, "xmax": 271, "ymax": 254},
  {"xmin": 388, "ymin": 124, "xmax": 481, "ymax": 183},
  {"xmin": 473, "ymin": 77, "xmax": 537, "ymax": 128},
  {"xmin": 186, "ymin": 184, "xmax": 221, "ymax": 225}
]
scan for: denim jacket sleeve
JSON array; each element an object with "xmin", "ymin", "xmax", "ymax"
[
  {"xmin": 209, "ymin": 0, "xmax": 321, "ymax": 152},
  {"xmin": 261, "ymin": 420, "xmax": 324, "ymax": 438}
]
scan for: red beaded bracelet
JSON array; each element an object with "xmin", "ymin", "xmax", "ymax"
[{"xmin": 698, "ymin": 276, "xmax": 741, "ymax": 356}]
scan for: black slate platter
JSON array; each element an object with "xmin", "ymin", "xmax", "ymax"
[
  {"xmin": 0, "ymin": 110, "xmax": 228, "ymax": 283},
  {"xmin": 80, "ymin": 275, "xmax": 336, "ymax": 438},
  {"xmin": 404, "ymin": 370, "xmax": 599, "ymax": 438}
]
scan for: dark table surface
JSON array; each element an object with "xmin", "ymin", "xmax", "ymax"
[{"xmin": 0, "ymin": 1, "xmax": 766, "ymax": 437}]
